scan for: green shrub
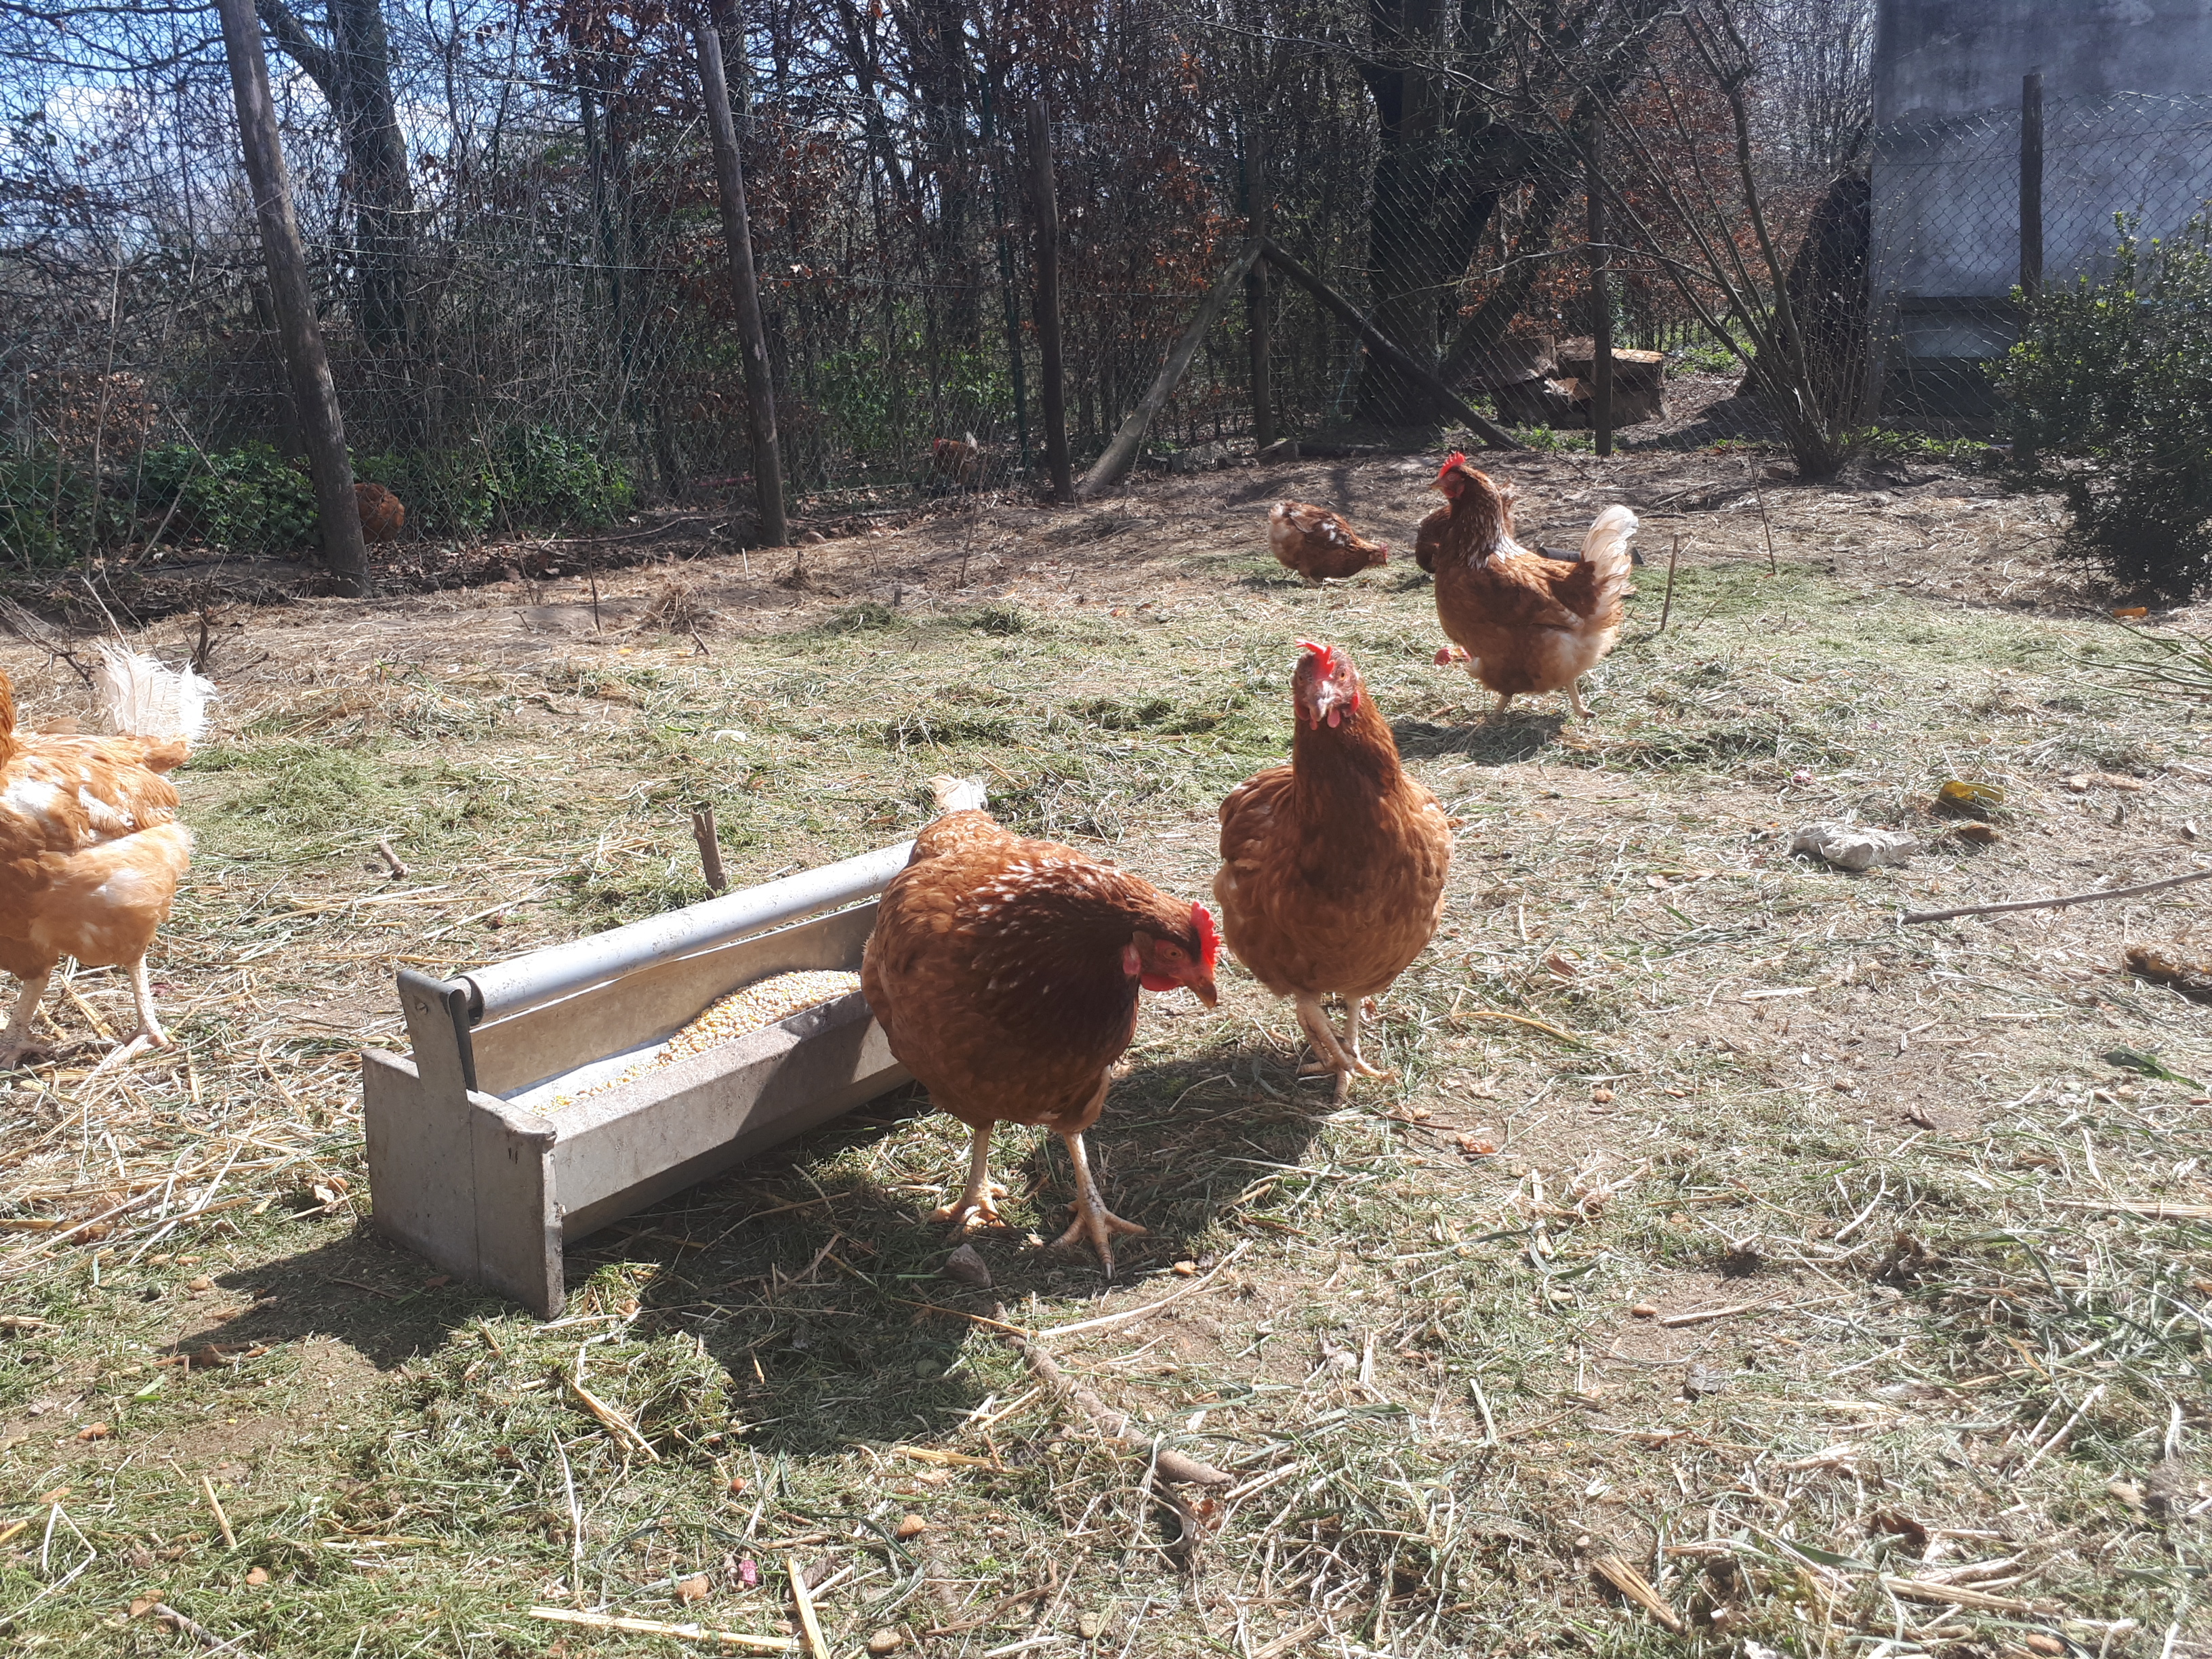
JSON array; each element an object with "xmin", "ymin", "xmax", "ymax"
[
  {"xmin": 359, "ymin": 428, "xmax": 632, "ymax": 537},
  {"xmin": 1996, "ymin": 213, "xmax": 2212, "ymax": 601},
  {"xmin": 0, "ymin": 455, "xmax": 111, "ymax": 567},
  {"xmin": 353, "ymin": 448, "xmax": 497, "ymax": 538},
  {"xmin": 141, "ymin": 443, "xmax": 319, "ymax": 555},
  {"xmin": 492, "ymin": 426, "xmax": 633, "ymax": 529}
]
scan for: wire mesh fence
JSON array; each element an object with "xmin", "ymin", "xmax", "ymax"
[
  {"xmin": 1871, "ymin": 88, "xmax": 2212, "ymax": 422},
  {"xmin": 3, "ymin": 0, "xmax": 2211, "ymax": 571}
]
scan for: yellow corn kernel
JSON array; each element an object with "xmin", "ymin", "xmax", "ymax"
[{"xmin": 548, "ymin": 970, "xmax": 861, "ymax": 1111}]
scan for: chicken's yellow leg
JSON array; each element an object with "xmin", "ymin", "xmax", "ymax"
[
  {"xmin": 934, "ymin": 1123, "xmax": 1008, "ymax": 1231},
  {"xmin": 0, "ymin": 970, "xmax": 50, "ymax": 1069},
  {"xmin": 1052, "ymin": 1127, "xmax": 1146, "ymax": 1275}
]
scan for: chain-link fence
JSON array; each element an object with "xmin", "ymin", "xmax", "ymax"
[
  {"xmin": 4, "ymin": 1, "xmax": 2211, "ymax": 570},
  {"xmin": 1870, "ymin": 89, "xmax": 2212, "ymax": 422}
]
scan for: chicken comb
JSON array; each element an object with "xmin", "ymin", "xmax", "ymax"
[
  {"xmin": 1294, "ymin": 639, "xmax": 1334, "ymax": 671},
  {"xmin": 1191, "ymin": 902, "xmax": 1221, "ymax": 971},
  {"xmin": 1435, "ymin": 451, "xmax": 1468, "ymax": 480}
]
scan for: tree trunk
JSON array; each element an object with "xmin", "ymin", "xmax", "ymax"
[
  {"xmin": 257, "ymin": 0, "xmax": 416, "ymax": 351},
  {"xmin": 217, "ymin": 0, "xmax": 369, "ymax": 595},
  {"xmin": 697, "ymin": 7, "xmax": 788, "ymax": 546}
]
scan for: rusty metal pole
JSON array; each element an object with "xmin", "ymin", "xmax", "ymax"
[
  {"xmin": 213, "ymin": 0, "xmax": 369, "ymax": 595},
  {"xmin": 697, "ymin": 4, "xmax": 788, "ymax": 547}
]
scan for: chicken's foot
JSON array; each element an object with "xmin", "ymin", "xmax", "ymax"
[
  {"xmin": 934, "ymin": 1125, "xmax": 1009, "ymax": 1231},
  {"xmin": 1051, "ymin": 1130, "xmax": 1146, "ymax": 1275},
  {"xmin": 1294, "ymin": 995, "xmax": 1390, "ymax": 1097},
  {"xmin": 0, "ymin": 970, "xmax": 51, "ymax": 1069},
  {"xmin": 1486, "ymin": 691, "xmax": 1515, "ymax": 724},
  {"xmin": 1568, "ymin": 678, "xmax": 1591, "ymax": 720},
  {"xmin": 84, "ymin": 958, "xmax": 171, "ymax": 1079}
]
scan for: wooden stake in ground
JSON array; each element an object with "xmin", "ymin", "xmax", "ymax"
[
  {"xmin": 213, "ymin": 0, "xmax": 369, "ymax": 598},
  {"xmin": 1753, "ymin": 472, "xmax": 1778, "ymax": 574},
  {"xmin": 691, "ymin": 804, "xmax": 728, "ymax": 893},
  {"xmin": 1657, "ymin": 534, "xmax": 1681, "ymax": 631},
  {"xmin": 1028, "ymin": 102, "xmax": 1073, "ymax": 505},
  {"xmin": 696, "ymin": 7, "xmax": 788, "ymax": 548}
]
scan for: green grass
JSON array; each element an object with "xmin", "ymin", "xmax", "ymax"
[{"xmin": 0, "ymin": 513, "xmax": 2203, "ymax": 1656}]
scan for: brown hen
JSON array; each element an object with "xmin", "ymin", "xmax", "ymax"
[
  {"xmin": 0, "ymin": 647, "xmax": 213, "ymax": 1070},
  {"xmin": 354, "ymin": 481, "xmax": 406, "ymax": 543},
  {"xmin": 1269, "ymin": 501, "xmax": 1389, "ymax": 583},
  {"xmin": 1427, "ymin": 454, "xmax": 1637, "ymax": 721},
  {"xmin": 1214, "ymin": 642, "xmax": 1452, "ymax": 1094},
  {"xmin": 861, "ymin": 778, "xmax": 1219, "ymax": 1271}
]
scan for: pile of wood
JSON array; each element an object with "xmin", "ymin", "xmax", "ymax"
[{"xmin": 1477, "ymin": 337, "xmax": 1666, "ymax": 430}]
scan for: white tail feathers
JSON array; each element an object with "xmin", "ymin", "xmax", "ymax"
[
  {"xmin": 929, "ymin": 775, "xmax": 989, "ymax": 815},
  {"xmin": 93, "ymin": 644, "xmax": 215, "ymax": 745},
  {"xmin": 1580, "ymin": 505, "xmax": 1639, "ymax": 581}
]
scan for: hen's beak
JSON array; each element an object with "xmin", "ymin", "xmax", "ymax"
[{"xmin": 1186, "ymin": 968, "xmax": 1220, "ymax": 1009}]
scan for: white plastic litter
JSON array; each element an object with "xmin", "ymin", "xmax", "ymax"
[{"xmin": 1790, "ymin": 821, "xmax": 1915, "ymax": 872}]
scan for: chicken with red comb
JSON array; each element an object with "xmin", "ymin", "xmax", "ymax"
[
  {"xmin": 862, "ymin": 777, "xmax": 1219, "ymax": 1273},
  {"xmin": 1212, "ymin": 642, "xmax": 1453, "ymax": 1094},
  {"xmin": 1424, "ymin": 455, "xmax": 1638, "ymax": 720}
]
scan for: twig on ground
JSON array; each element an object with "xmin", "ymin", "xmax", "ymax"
[
  {"xmin": 787, "ymin": 1557, "xmax": 830, "ymax": 1659},
  {"xmin": 990, "ymin": 1304, "xmax": 1229, "ymax": 1493},
  {"xmin": 1592, "ymin": 1554, "xmax": 1684, "ymax": 1632},
  {"xmin": 526, "ymin": 1608, "xmax": 796, "ymax": 1651},
  {"xmin": 1902, "ymin": 866, "xmax": 2212, "ymax": 924},
  {"xmin": 562, "ymin": 1370, "xmax": 660, "ymax": 1462},
  {"xmin": 1033, "ymin": 1240, "xmax": 1249, "ymax": 1342},
  {"xmin": 199, "ymin": 1477, "xmax": 235, "ymax": 1549}
]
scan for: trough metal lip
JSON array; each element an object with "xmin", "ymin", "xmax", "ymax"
[{"xmin": 458, "ymin": 840, "xmax": 914, "ymax": 1027}]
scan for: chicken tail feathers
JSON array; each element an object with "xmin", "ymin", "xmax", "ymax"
[
  {"xmin": 928, "ymin": 775, "xmax": 989, "ymax": 815},
  {"xmin": 1580, "ymin": 505, "xmax": 1639, "ymax": 595},
  {"xmin": 93, "ymin": 645, "xmax": 215, "ymax": 747}
]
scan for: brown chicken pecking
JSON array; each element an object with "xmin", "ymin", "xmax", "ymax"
[
  {"xmin": 1214, "ymin": 642, "xmax": 1453, "ymax": 1094},
  {"xmin": 0, "ymin": 647, "xmax": 213, "ymax": 1070},
  {"xmin": 1426, "ymin": 453, "xmax": 1637, "ymax": 721},
  {"xmin": 861, "ymin": 777, "xmax": 1219, "ymax": 1272},
  {"xmin": 1268, "ymin": 501, "xmax": 1389, "ymax": 583},
  {"xmin": 354, "ymin": 482, "xmax": 406, "ymax": 544}
]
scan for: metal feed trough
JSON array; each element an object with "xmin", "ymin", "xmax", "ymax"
[{"xmin": 363, "ymin": 843, "xmax": 914, "ymax": 1317}]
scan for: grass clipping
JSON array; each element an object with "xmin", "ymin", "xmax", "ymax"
[{"xmin": 548, "ymin": 970, "xmax": 860, "ymax": 1110}]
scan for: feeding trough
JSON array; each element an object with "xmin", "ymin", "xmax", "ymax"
[{"xmin": 362, "ymin": 843, "xmax": 914, "ymax": 1317}]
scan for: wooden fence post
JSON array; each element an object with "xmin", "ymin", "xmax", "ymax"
[
  {"xmin": 213, "ymin": 0, "xmax": 369, "ymax": 596},
  {"xmin": 1029, "ymin": 102, "xmax": 1073, "ymax": 504},
  {"xmin": 697, "ymin": 5, "xmax": 788, "ymax": 548},
  {"xmin": 1587, "ymin": 131, "xmax": 1614, "ymax": 458}
]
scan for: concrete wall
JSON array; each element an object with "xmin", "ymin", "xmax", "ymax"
[
  {"xmin": 1877, "ymin": 0, "xmax": 2212, "ymax": 123},
  {"xmin": 1870, "ymin": 0, "xmax": 2212, "ymax": 412}
]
